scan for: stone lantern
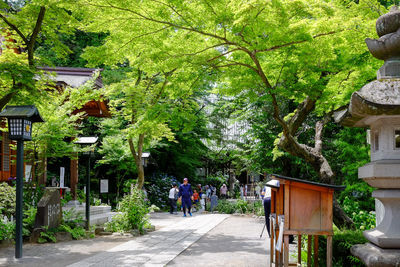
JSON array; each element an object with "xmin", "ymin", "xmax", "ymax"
[{"xmin": 335, "ymin": 7, "xmax": 400, "ymax": 266}]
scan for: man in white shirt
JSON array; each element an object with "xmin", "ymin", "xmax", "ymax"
[{"xmin": 169, "ymin": 183, "xmax": 178, "ymax": 214}]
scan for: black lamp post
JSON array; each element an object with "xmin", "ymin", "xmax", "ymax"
[
  {"xmin": 74, "ymin": 137, "xmax": 98, "ymax": 230},
  {"xmin": 0, "ymin": 105, "xmax": 44, "ymax": 259}
]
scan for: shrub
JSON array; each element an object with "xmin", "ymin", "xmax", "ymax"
[
  {"xmin": 318, "ymin": 229, "xmax": 367, "ymax": 267},
  {"xmin": 0, "ymin": 182, "xmax": 16, "ymax": 218},
  {"xmin": 145, "ymin": 174, "xmax": 179, "ymax": 210},
  {"xmin": 235, "ymin": 199, "xmax": 249, "ymax": 213},
  {"xmin": 23, "ymin": 182, "xmax": 45, "ymax": 209},
  {"xmin": 120, "ymin": 187, "xmax": 149, "ymax": 232},
  {"xmin": 339, "ymin": 182, "xmax": 374, "ymax": 211},
  {"xmin": 23, "ymin": 207, "xmax": 37, "ymax": 237},
  {"xmin": 342, "ymin": 196, "xmax": 375, "ymax": 230},
  {"xmin": 252, "ymin": 201, "xmax": 264, "ymax": 216},
  {"xmin": 104, "ymin": 213, "xmax": 130, "ymax": 232},
  {"xmin": 216, "ymin": 199, "xmax": 264, "ymax": 215},
  {"xmin": 216, "ymin": 200, "xmax": 236, "ymax": 214},
  {"xmin": 59, "ymin": 224, "xmax": 86, "ymax": 240},
  {"xmin": 106, "ymin": 186, "xmax": 149, "ymax": 233},
  {"xmin": 0, "ymin": 220, "xmax": 15, "ymax": 241},
  {"xmin": 38, "ymin": 226, "xmax": 57, "ymax": 243}
]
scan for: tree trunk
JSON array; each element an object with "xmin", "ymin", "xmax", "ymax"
[
  {"xmin": 137, "ymin": 163, "xmax": 145, "ymax": 189},
  {"xmin": 278, "ymin": 122, "xmax": 354, "ymax": 229},
  {"xmin": 38, "ymin": 147, "xmax": 47, "ymax": 185},
  {"xmin": 128, "ymin": 134, "xmax": 145, "ymax": 189}
]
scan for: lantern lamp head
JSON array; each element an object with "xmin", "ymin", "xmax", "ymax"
[{"xmin": 0, "ymin": 105, "xmax": 44, "ymax": 141}]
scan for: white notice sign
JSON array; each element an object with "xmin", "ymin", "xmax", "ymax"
[
  {"xmin": 60, "ymin": 167, "xmax": 65, "ymax": 188},
  {"xmin": 25, "ymin": 165, "xmax": 32, "ymax": 182},
  {"xmin": 100, "ymin": 179, "xmax": 109, "ymax": 193}
]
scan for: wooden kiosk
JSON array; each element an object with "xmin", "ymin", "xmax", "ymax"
[{"xmin": 267, "ymin": 174, "xmax": 344, "ymax": 267}]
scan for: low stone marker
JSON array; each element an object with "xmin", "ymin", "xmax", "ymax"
[{"xmin": 34, "ymin": 188, "xmax": 62, "ymax": 229}]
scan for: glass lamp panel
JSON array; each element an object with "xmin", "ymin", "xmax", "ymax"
[{"xmin": 23, "ymin": 119, "xmax": 32, "ymax": 139}]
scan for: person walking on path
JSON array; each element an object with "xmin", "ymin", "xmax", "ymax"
[
  {"xmin": 178, "ymin": 178, "xmax": 193, "ymax": 217},
  {"xmin": 168, "ymin": 183, "xmax": 178, "ymax": 214},
  {"xmin": 220, "ymin": 184, "xmax": 228, "ymax": 199},
  {"xmin": 255, "ymin": 184, "xmax": 261, "ymax": 199},
  {"xmin": 263, "ymin": 184, "xmax": 272, "ymax": 237},
  {"xmin": 210, "ymin": 189, "xmax": 218, "ymax": 212}
]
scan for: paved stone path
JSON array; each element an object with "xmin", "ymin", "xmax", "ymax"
[
  {"xmin": 68, "ymin": 214, "xmax": 229, "ymax": 267},
  {"xmin": 168, "ymin": 215, "xmax": 269, "ymax": 267},
  {"xmin": 0, "ymin": 213, "xmax": 272, "ymax": 267}
]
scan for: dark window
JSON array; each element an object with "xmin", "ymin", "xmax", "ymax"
[
  {"xmin": 395, "ymin": 130, "xmax": 400, "ymax": 149},
  {"xmin": 374, "ymin": 132, "xmax": 379, "ymax": 152}
]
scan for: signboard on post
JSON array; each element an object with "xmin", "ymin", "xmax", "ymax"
[
  {"xmin": 100, "ymin": 179, "xmax": 109, "ymax": 193},
  {"xmin": 59, "ymin": 167, "xmax": 65, "ymax": 188},
  {"xmin": 25, "ymin": 165, "xmax": 32, "ymax": 182}
]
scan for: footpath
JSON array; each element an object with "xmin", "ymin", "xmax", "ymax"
[{"xmin": 0, "ymin": 213, "xmax": 270, "ymax": 267}]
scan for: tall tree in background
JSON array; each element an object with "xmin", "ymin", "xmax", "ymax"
[
  {"xmin": 0, "ymin": 0, "xmax": 77, "ymax": 111},
  {"xmin": 78, "ymin": 0, "xmax": 387, "ymax": 227}
]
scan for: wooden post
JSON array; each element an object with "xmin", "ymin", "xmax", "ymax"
[
  {"xmin": 307, "ymin": 235, "xmax": 312, "ymax": 267},
  {"xmin": 270, "ymin": 216, "xmax": 274, "ymax": 266},
  {"xmin": 298, "ymin": 235, "xmax": 302, "ymax": 266},
  {"xmin": 70, "ymin": 156, "xmax": 78, "ymax": 200},
  {"xmin": 327, "ymin": 235, "xmax": 332, "ymax": 267},
  {"xmin": 284, "ymin": 235, "xmax": 289, "ymax": 267},
  {"xmin": 313, "ymin": 235, "xmax": 319, "ymax": 267}
]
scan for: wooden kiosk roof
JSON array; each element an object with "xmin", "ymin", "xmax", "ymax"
[{"xmin": 269, "ymin": 174, "xmax": 345, "ymax": 191}]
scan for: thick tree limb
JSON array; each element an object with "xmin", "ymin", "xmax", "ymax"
[
  {"xmin": 287, "ymin": 97, "xmax": 317, "ymax": 135},
  {"xmin": 0, "ymin": 91, "xmax": 17, "ymax": 111},
  {"xmin": 27, "ymin": 6, "xmax": 46, "ymax": 66},
  {"xmin": 207, "ymin": 48, "xmax": 241, "ymax": 62}
]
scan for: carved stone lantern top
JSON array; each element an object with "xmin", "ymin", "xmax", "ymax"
[
  {"xmin": 335, "ymin": 6, "xmax": 400, "ymax": 127},
  {"xmin": 366, "ymin": 6, "xmax": 400, "ymax": 61}
]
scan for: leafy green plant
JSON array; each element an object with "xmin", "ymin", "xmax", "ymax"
[
  {"xmin": 235, "ymin": 199, "xmax": 249, "ymax": 214},
  {"xmin": 61, "ymin": 192, "xmax": 73, "ymax": 207},
  {"xmin": 23, "ymin": 207, "xmax": 37, "ymax": 237},
  {"xmin": 59, "ymin": 224, "xmax": 86, "ymax": 240},
  {"xmin": 342, "ymin": 196, "xmax": 375, "ymax": 230},
  {"xmin": 23, "ymin": 182, "xmax": 45, "ymax": 209},
  {"xmin": 104, "ymin": 213, "xmax": 130, "ymax": 233},
  {"xmin": 38, "ymin": 226, "xmax": 57, "ymax": 243},
  {"xmin": 0, "ymin": 182, "xmax": 16, "ymax": 218},
  {"xmin": 62, "ymin": 208, "xmax": 85, "ymax": 228},
  {"xmin": 0, "ymin": 220, "xmax": 15, "ymax": 241},
  {"xmin": 105, "ymin": 186, "xmax": 149, "ymax": 233},
  {"xmin": 317, "ymin": 229, "xmax": 367, "ymax": 267},
  {"xmin": 216, "ymin": 200, "xmax": 236, "ymax": 214}
]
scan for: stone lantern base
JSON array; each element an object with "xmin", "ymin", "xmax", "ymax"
[
  {"xmin": 362, "ymin": 190, "xmax": 400, "ymax": 248},
  {"xmin": 351, "ymin": 243, "xmax": 400, "ymax": 267}
]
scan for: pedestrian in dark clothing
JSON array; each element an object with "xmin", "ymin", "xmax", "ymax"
[
  {"xmin": 168, "ymin": 183, "xmax": 178, "ymax": 214},
  {"xmin": 178, "ymin": 178, "xmax": 193, "ymax": 217},
  {"xmin": 263, "ymin": 196, "xmax": 271, "ymax": 237}
]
